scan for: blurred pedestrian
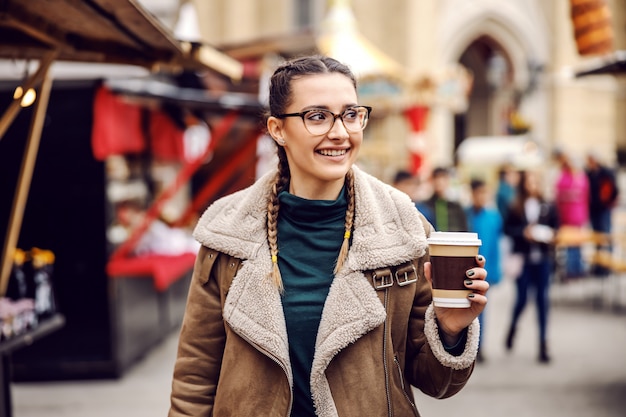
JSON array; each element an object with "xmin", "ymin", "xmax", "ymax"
[
  {"xmin": 504, "ymin": 170, "xmax": 559, "ymax": 363},
  {"xmin": 168, "ymin": 55, "xmax": 489, "ymax": 417},
  {"xmin": 496, "ymin": 163, "xmax": 520, "ymax": 221},
  {"xmin": 495, "ymin": 163, "xmax": 520, "ymax": 279},
  {"xmin": 422, "ymin": 166, "xmax": 468, "ymax": 232},
  {"xmin": 392, "ymin": 169, "xmax": 432, "ymax": 221},
  {"xmin": 585, "ymin": 151, "xmax": 619, "ymax": 276},
  {"xmin": 392, "ymin": 169, "xmax": 421, "ymax": 202},
  {"xmin": 553, "ymin": 149, "xmax": 589, "ymax": 279},
  {"xmin": 465, "ymin": 178, "xmax": 503, "ymax": 362}
]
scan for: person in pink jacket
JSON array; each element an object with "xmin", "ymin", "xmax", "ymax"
[{"xmin": 553, "ymin": 149, "xmax": 589, "ymax": 278}]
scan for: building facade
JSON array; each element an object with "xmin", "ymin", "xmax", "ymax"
[{"xmin": 146, "ymin": 0, "xmax": 625, "ymax": 179}]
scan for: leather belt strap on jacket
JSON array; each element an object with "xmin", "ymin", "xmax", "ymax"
[{"xmin": 369, "ymin": 261, "xmax": 418, "ymax": 291}]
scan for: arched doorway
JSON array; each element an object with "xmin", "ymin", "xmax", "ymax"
[{"xmin": 454, "ymin": 36, "xmax": 517, "ymax": 156}]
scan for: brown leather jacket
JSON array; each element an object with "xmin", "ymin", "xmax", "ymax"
[{"xmin": 169, "ymin": 166, "xmax": 479, "ymax": 417}]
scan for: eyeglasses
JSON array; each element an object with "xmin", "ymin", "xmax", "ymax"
[{"xmin": 275, "ymin": 106, "xmax": 372, "ymax": 136}]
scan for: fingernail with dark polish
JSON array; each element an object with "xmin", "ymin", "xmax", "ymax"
[
  {"xmin": 465, "ymin": 279, "xmax": 473, "ymax": 286},
  {"xmin": 477, "ymin": 255, "xmax": 484, "ymax": 262},
  {"xmin": 466, "ymin": 270, "xmax": 475, "ymax": 277},
  {"xmin": 468, "ymin": 293, "xmax": 475, "ymax": 299}
]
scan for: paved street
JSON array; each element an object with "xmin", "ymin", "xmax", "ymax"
[
  {"xmin": 415, "ymin": 276, "xmax": 626, "ymax": 417},
  {"xmin": 10, "ymin": 276, "xmax": 626, "ymax": 417}
]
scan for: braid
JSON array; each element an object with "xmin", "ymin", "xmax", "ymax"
[
  {"xmin": 334, "ymin": 169, "xmax": 355, "ymax": 274},
  {"xmin": 267, "ymin": 149, "xmax": 290, "ymax": 292},
  {"xmin": 265, "ymin": 55, "xmax": 359, "ymax": 288}
]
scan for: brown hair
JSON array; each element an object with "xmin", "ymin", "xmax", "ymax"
[
  {"xmin": 266, "ymin": 55, "xmax": 358, "ymax": 291},
  {"xmin": 509, "ymin": 170, "xmax": 545, "ymax": 218}
]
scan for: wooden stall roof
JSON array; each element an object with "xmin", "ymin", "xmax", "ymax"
[{"xmin": 0, "ymin": 0, "xmax": 243, "ymax": 79}]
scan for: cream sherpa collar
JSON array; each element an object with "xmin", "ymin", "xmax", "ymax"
[{"xmin": 192, "ymin": 165, "xmax": 428, "ymax": 266}]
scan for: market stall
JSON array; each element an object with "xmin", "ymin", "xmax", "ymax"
[{"xmin": 0, "ymin": 1, "xmax": 245, "ymax": 414}]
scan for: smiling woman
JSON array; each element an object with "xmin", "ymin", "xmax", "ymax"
[
  {"xmin": 267, "ymin": 70, "xmax": 365, "ymax": 201},
  {"xmin": 168, "ymin": 55, "xmax": 489, "ymax": 417}
]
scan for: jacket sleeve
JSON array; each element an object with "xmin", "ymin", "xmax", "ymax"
[
  {"xmin": 405, "ymin": 215, "xmax": 479, "ymax": 399},
  {"xmin": 169, "ymin": 247, "xmax": 231, "ymax": 416}
]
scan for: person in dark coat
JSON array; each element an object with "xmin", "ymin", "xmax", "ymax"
[
  {"xmin": 504, "ymin": 170, "xmax": 559, "ymax": 363},
  {"xmin": 585, "ymin": 152, "xmax": 619, "ymax": 276}
]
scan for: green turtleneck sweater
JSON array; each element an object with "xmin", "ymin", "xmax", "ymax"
[{"xmin": 277, "ymin": 186, "xmax": 348, "ymax": 417}]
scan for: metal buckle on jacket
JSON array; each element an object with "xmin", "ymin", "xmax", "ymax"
[
  {"xmin": 372, "ymin": 268, "xmax": 394, "ymax": 290},
  {"xmin": 395, "ymin": 263, "xmax": 418, "ymax": 286}
]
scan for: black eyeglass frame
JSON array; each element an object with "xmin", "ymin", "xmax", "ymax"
[{"xmin": 274, "ymin": 106, "xmax": 373, "ymax": 135}]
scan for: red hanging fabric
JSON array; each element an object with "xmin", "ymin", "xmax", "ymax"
[
  {"xmin": 91, "ymin": 86, "xmax": 145, "ymax": 160},
  {"xmin": 404, "ymin": 105, "xmax": 430, "ymax": 175},
  {"xmin": 149, "ymin": 110, "xmax": 185, "ymax": 161}
]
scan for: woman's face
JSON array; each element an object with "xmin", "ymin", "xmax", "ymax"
[{"xmin": 267, "ymin": 73, "xmax": 362, "ymax": 200}]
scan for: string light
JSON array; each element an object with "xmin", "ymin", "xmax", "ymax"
[{"xmin": 13, "ymin": 85, "xmax": 37, "ymax": 107}]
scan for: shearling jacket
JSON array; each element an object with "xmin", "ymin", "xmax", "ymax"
[{"xmin": 169, "ymin": 166, "xmax": 479, "ymax": 417}]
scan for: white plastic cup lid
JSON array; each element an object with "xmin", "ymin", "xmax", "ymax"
[{"xmin": 426, "ymin": 231, "xmax": 482, "ymax": 246}]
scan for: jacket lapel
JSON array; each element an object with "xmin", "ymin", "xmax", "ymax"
[
  {"xmin": 345, "ymin": 165, "xmax": 428, "ymax": 271},
  {"xmin": 222, "ymin": 248, "xmax": 293, "ymax": 386},
  {"xmin": 193, "ymin": 173, "xmax": 293, "ymax": 384},
  {"xmin": 310, "ymin": 268, "xmax": 386, "ymax": 417}
]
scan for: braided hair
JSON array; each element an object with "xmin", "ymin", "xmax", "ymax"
[{"xmin": 265, "ymin": 55, "xmax": 358, "ymax": 291}]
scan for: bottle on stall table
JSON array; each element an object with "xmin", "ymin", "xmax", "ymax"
[
  {"xmin": 2, "ymin": 248, "xmax": 36, "ymax": 338},
  {"xmin": 30, "ymin": 247, "xmax": 57, "ymax": 320},
  {"xmin": 6, "ymin": 248, "xmax": 29, "ymax": 301}
]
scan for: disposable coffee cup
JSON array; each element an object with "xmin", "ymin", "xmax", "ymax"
[{"xmin": 427, "ymin": 232, "xmax": 482, "ymax": 308}]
